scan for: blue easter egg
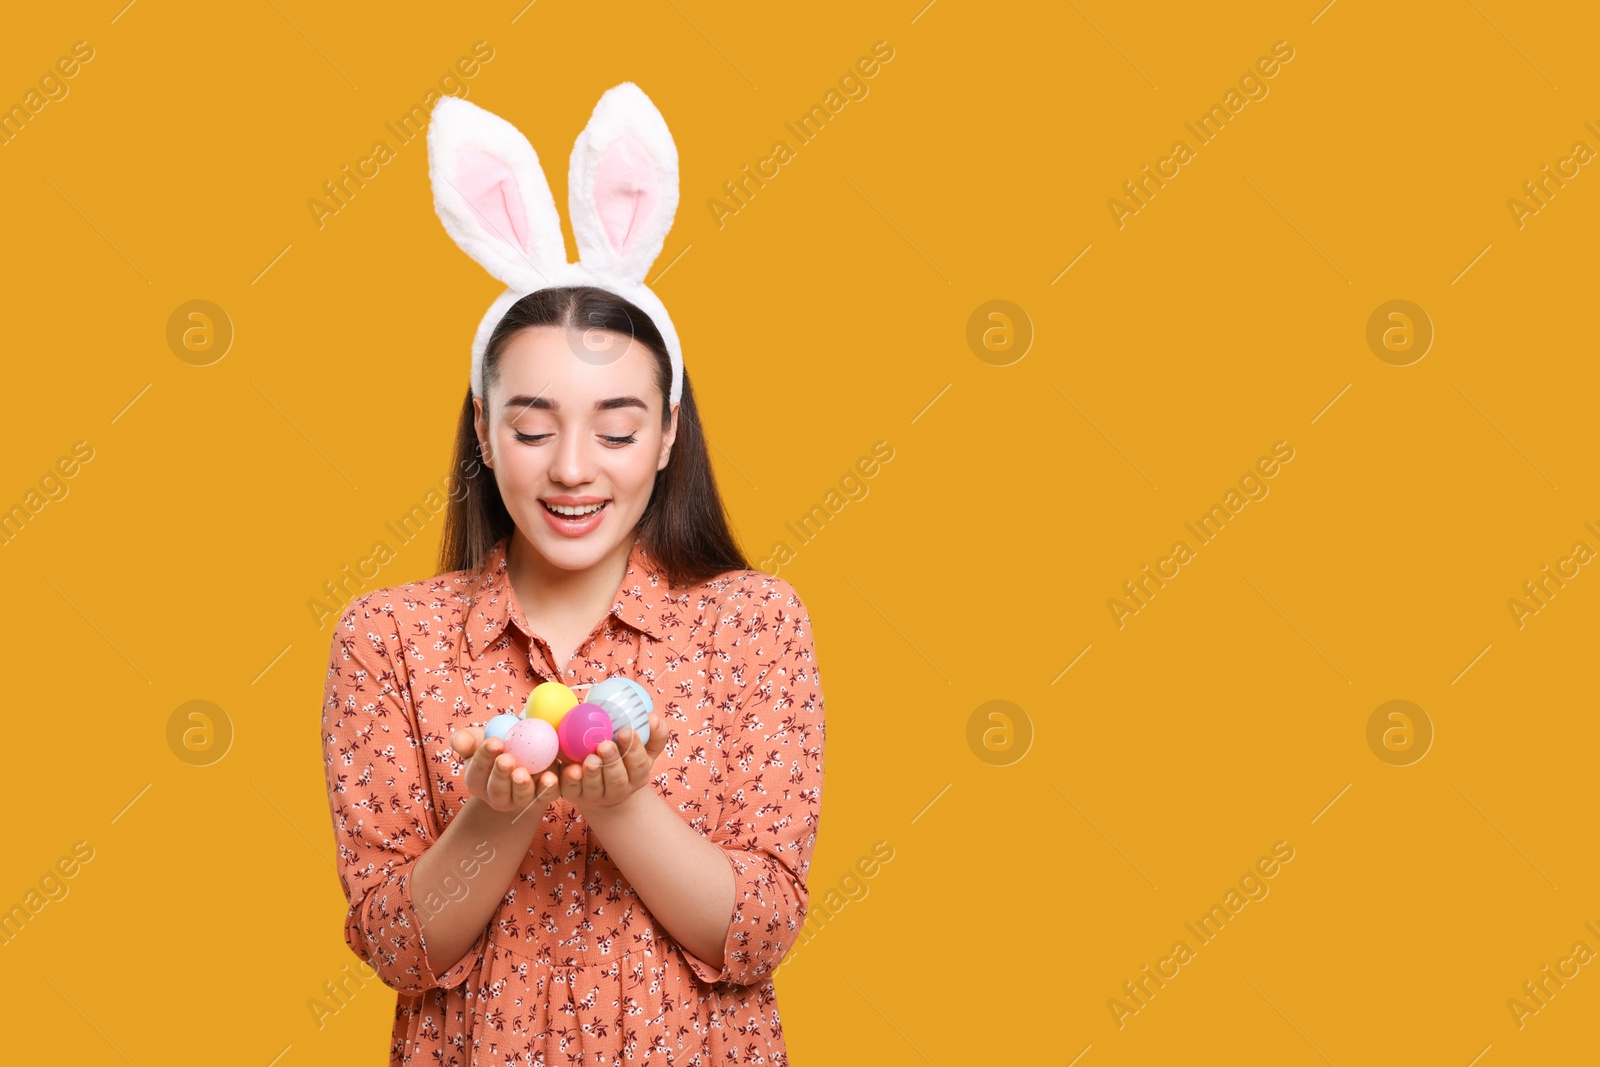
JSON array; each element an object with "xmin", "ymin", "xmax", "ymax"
[{"xmin": 484, "ymin": 713, "xmax": 522, "ymax": 741}]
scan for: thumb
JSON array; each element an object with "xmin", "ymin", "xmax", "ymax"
[
  {"xmin": 645, "ymin": 713, "xmax": 668, "ymax": 758},
  {"xmin": 450, "ymin": 728, "xmax": 481, "ymax": 758}
]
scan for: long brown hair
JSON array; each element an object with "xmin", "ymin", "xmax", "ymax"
[{"xmin": 436, "ymin": 286, "xmax": 750, "ymax": 589}]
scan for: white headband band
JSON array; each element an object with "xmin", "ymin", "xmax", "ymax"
[{"xmin": 426, "ymin": 83, "xmax": 684, "ymax": 406}]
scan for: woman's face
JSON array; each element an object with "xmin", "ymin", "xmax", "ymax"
[{"xmin": 474, "ymin": 324, "xmax": 678, "ymax": 572}]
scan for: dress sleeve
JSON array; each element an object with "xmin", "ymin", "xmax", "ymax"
[
  {"xmin": 321, "ymin": 597, "xmax": 490, "ymax": 995},
  {"xmin": 677, "ymin": 578, "xmax": 827, "ymax": 987}
]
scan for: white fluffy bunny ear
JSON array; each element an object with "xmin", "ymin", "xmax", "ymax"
[
  {"xmin": 568, "ymin": 82, "xmax": 679, "ymax": 285},
  {"xmin": 427, "ymin": 95, "xmax": 567, "ymax": 292}
]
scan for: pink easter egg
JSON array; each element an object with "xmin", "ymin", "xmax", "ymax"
[
  {"xmin": 504, "ymin": 717, "xmax": 559, "ymax": 774},
  {"xmin": 558, "ymin": 704, "xmax": 615, "ymax": 763}
]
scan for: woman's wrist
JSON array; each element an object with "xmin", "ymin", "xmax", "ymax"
[
  {"xmin": 579, "ymin": 782, "xmax": 654, "ymax": 826},
  {"xmin": 459, "ymin": 792, "xmax": 550, "ymax": 838}
]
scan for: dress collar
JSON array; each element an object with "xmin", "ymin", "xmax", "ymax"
[{"xmin": 462, "ymin": 533, "xmax": 675, "ymax": 660}]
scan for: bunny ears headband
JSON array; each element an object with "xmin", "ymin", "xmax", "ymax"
[{"xmin": 426, "ymin": 83, "xmax": 685, "ymax": 405}]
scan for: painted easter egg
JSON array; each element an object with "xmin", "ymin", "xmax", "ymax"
[
  {"xmin": 525, "ymin": 681, "xmax": 579, "ymax": 727},
  {"xmin": 484, "ymin": 713, "xmax": 522, "ymax": 741},
  {"xmin": 504, "ymin": 717, "xmax": 559, "ymax": 774},
  {"xmin": 586, "ymin": 677, "xmax": 652, "ymax": 746},
  {"xmin": 557, "ymin": 704, "xmax": 615, "ymax": 763}
]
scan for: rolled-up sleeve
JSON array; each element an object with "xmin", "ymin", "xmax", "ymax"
[
  {"xmin": 678, "ymin": 580, "xmax": 826, "ymax": 987},
  {"xmin": 321, "ymin": 598, "xmax": 489, "ymax": 995}
]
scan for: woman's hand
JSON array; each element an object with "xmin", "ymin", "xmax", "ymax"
[
  {"xmin": 560, "ymin": 712, "xmax": 669, "ymax": 813},
  {"xmin": 449, "ymin": 726, "xmax": 563, "ymax": 816}
]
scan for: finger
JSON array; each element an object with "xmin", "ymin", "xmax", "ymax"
[
  {"xmin": 467, "ymin": 735, "xmax": 501, "ymax": 765},
  {"xmin": 559, "ymin": 760, "xmax": 587, "ymax": 804},
  {"xmin": 613, "ymin": 728, "xmax": 642, "ymax": 775},
  {"xmin": 617, "ymin": 729, "xmax": 653, "ymax": 783},
  {"xmin": 487, "ymin": 751, "xmax": 517, "ymax": 810},
  {"xmin": 508, "ymin": 762, "xmax": 539, "ymax": 813},
  {"xmin": 623, "ymin": 739, "xmax": 657, "ymax": 789},
  {"xmin": 579, "ymin": 752, "xmax": 607, "ymax": 803},
  {"xmin": 535, "ymin": 769, "xmax": 563, "ymax": 806},
  {"xmin": 596, "ymin": 740, "xmax": 629, "ymax": 797},
  {"xmin": 465, "ymin": 736, "xmax": 503, "ymax": 798},
  {"xmin": 644, "ymin": 713, "xmax": 669, "ymax": 759},
  {"xmin": 449, "ymin": 728, "xmax": 479, "ymax": 759}
]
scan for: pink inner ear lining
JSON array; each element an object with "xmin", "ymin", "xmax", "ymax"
[
  {"xmin": 455, "ymin": 143, "xmax": 531, "ymax": 253},
  {"xmin": 592, "ymin": 132, "xmax": 658, "ymax": 258}
]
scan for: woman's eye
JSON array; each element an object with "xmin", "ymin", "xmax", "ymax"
[{"xmin": 512, "ymin": 431, "xmax": 637, "ymax": 446}]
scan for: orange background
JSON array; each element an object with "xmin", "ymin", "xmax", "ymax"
[{"xmin": 3, "ymin": 1, "xmax": 1597, "ymax": 1064}]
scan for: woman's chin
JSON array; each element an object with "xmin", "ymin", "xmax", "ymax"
[{"xmin": 524, "ymin": 514, "xmax": 630, "ymax": 566}]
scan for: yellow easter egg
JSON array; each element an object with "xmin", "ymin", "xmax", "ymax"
[{"xmin": 525, "ymin": 681, "xmax": 578, "ymax": 727}]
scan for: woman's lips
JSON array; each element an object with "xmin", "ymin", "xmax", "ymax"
[{"xmin": 539, "ymin": 500, "xmax": 609, "ymax": 536}]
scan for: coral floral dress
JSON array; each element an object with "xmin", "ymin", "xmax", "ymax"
[{"xmin": 319, "ymin": 533, "xmax": 826, "ymax": 1065}]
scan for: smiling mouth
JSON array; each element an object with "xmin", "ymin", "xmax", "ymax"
[{"xmin": 541, "ymin": 501, "xmax": 609, "ymax": 518}]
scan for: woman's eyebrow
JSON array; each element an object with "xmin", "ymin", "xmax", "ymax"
[{"xmin": 503, "ymin": 395, "xmax": 648, "ymax": 413}]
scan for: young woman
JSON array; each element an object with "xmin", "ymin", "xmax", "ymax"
[{"xmin": 320, "ymin": 285, "xmax": 826, "ymax": 1065}]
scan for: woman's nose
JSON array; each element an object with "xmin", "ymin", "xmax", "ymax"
[{"xmin": 549, "ymin": 429, "xmax": 596, "ymax": 485}]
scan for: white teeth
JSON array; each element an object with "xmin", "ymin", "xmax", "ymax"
[{"xmin": 545, "ymin": 502, "xmax": 605, "ymax": 517}]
